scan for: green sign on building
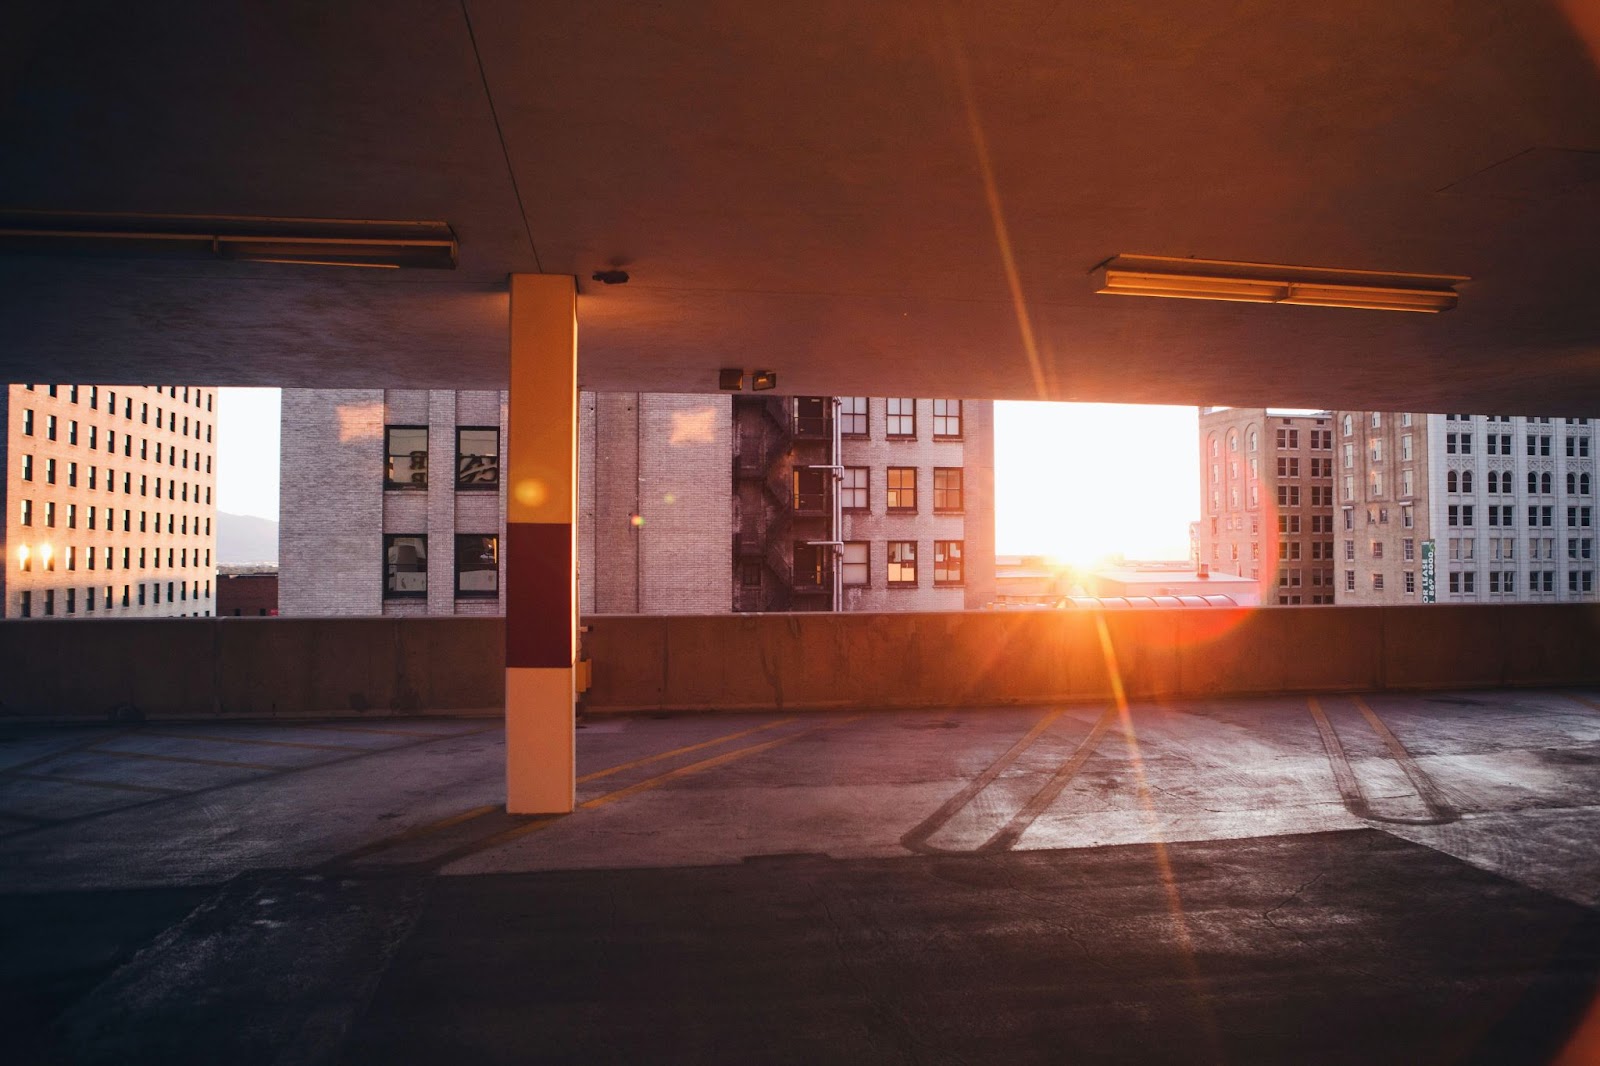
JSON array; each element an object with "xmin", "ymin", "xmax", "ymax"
[{"xmin": 1420, "ymin": 539, "xmax": 1436, "ymax": 603}]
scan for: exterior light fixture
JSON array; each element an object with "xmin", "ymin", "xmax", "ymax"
[
  {"xmin": 751, "ymin": 370, "xmax": 778, "ymax": 391},
  {"xmin": 1093, "ymin": 255, "xmax": 1468, "ymax": 313},
  {"xmin": 718, "ymin": 368, "xmax": 744, "ymax": 391},
  {"xmin": 0, "ymin": 211, "xmax": 458, "ymax": 269}
]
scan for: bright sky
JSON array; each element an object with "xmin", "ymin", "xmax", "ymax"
[
  {"xmin": 217, "ymin": 388, "xmax": 281, "ymax": 521},
  {"xmin": 995, "ymin": 401, "xmax": 1200, "ymax": 565}
]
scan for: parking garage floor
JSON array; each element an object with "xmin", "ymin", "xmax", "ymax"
[{"xmin": 3, "ymin": 689, "xmax": 1600, "ymax": 1064}]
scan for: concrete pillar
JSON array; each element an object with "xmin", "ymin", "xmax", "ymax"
[{"xmin": 505, "ymin": 274, "xmax": 578, "ymax": 814}]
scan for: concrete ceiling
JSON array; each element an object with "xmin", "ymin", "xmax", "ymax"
[{"xmin": 1, "ymin": 0, "xmax": 1598, "ymax": 413}]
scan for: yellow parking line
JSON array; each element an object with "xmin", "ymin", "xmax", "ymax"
[
  {"xmin": 576, "ymin": 717, "xmax": 799, "ymax": 784},
  {"xmin": 422, "ymin": 716, "xmax": 866, "ymax": 865},
  {"xmin": 14, "ymin": 772, "xmax": 182, "ymax": 795}
]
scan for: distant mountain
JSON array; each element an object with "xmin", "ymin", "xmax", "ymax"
[{"xmin": 218, "ymin": 512, "xmax": 279, "ymax": 565}]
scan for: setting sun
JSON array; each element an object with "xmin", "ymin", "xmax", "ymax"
[{"xmin": 995, "ymin": 402, "xmax": 1200, "ymax": 567}]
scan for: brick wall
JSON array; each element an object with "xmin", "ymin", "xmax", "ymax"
[
  {"xmin": 279, "ymin": 388, "xmax": 384, "ymax": 616},
  {"xmin": 838, "ymin": 398, "xmax": 970, "ymax": 612}
]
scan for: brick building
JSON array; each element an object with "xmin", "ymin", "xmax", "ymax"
[
  {"xmin": 733, "ymin": 397, "xmax": 995, "ymax": 612},
  {"xmin": 279, "ymin": 389, "xmax": 510, "ymax": 617},
  {"xmin": 1330, "ymin": 410, "xmax": 1432, "ymax": 603},
  {"xmin": 1196, "ymin": 407, "xmax": 1336, "ymax": 605},
  {"xmin": 217, "ymin": 565, "xmax": 279, "ymax": 616},
  {"xmin": 578, "ymin": 392, "xmax": 734, "ymax": 615},
  {"xmin": 3, "ymin": 384, "xmax": 218, "ymax": 618},
  {"xmin": 280, "ymin": 390, "xmax": 992, "ymax": 616}
]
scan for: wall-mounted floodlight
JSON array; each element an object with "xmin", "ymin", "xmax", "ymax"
[
  {"xmin": 1093, "ymin": 255, "xmax": 1468, "ymax": 313},
  {"xmin": 0, "ymin": 211, "xmax": 458, "ymax": 269},
  {"xmin": 718, "ymin": 368, "xmax": 744, "ymax": 391},
  {"xmin": 751, "ymin": 370, "xmax": 778, "ymax": 391}
]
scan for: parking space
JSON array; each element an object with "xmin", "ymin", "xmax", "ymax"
[{"xmin": 4, "ymin": 689, "xmax": 1600, "ymax": 1063}]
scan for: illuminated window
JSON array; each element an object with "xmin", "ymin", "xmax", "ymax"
[
  {"xmin": 887, "ymin": 467, "xmax": 917, "ymax": 512},
  {"xmin": 887, "ymin": 541, "xmax": 917, "ymax": 586}
]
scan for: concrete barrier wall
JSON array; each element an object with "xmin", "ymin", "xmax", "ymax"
[
  {"xmin": 581, "ymin": 604, "xmax": 1600, "ymax": 712},
  {"xmin": 0, "ymin": 617, "xmax": 505, "ymax": 719},
  {"xmin": 1, "ymin": 606, "xmax": 1596, "ymax": 720}
]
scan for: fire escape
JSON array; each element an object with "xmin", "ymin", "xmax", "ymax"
[{"xmin": 732, "ymin": 396, "xmax": 838, "ymax": 612}]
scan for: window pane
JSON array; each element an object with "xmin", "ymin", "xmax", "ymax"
[
  {"xmin": 385, "ymin": 535, "xmax": 428, "ymax": 596},
  {"xmin": 457, "ymin": 428, "xmax": 500, "ymax": 488},
  {"xmin": 455, "ymin": 534, "xmax": 499, "ymax": 596},
  {"xmin": 843, "ymin": 542, "xmax": 869, "ymax": 586},
  {"xmin": 386, "ymin": 427, "xmax": 429, "ymax": 489}
]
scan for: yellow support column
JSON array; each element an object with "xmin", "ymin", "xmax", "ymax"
[{"xmin": 505, "ymin": 274, "xmax": 578, "ymax": 814}]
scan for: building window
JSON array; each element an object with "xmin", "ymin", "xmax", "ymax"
[
  {"xmin": 385, "ymin": 427, "xmax": 429, "ymax": 490},
  {"xmin": 792, "ymin": 543, "xmax": 827, "ymax": 588},
  {"xmin": 840, "ymin": 467, "xmax": 869, "ymax": 510},
  {"xmin": 932, "ymin": 400, "xmax": 962, "ymax": 439},
  {"xmin": 842, "ymin": 542, "xmax": 869, "ymax": 586},
  {"xmin": 1345, "ymin": 570, "xmax": 1355, "ymax": 591},
  {"xmin": 934, "ymin": 540, "xmax": 964, "ymax": 585},
  {"xmin": 1404, "ymin": 570, "xmax": 1416, "ymax": 594},
  {"xmin": 933, "ymin": 468, "xmax": 964, "ymax": 512},
  {"xmin": 887, "ymin": 541, "xmax": 917, "ymax": 586},
  {"xmin": 456, "ymin": 427, "xmax": 499, "ymax": 489},
  {"xmin": 793, "ymin": 468, "xmax": 829, "ymax": 513},
  {"xmin": 887, "ymin": 467, "xmax": 917, "ymax": 512},
  {"xmin": 384, "ymin": 535, "xmax": 428, "ymax": 597},
  {"xmin": 740, "ymin": 561, "xmax": 762, "ymax": 588},
  {"xmin": 886, "ymin": 398, "xmax": 916, "ymax": 438},
  {"xmin": 839, "ymin": 397, "xmax": 868, "ymax": 437},
  {"xmin": 1372, "ymin": 573, "xmax": 1384, "ymax": 591},
  {"xmin": 454, "ymin": 534, "xmax": 499, "ymax": 597}
]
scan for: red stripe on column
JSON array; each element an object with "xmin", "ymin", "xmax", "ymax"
[{"xmin": 506, "ymin": 521, "xmax": 574, "ymax": 669}]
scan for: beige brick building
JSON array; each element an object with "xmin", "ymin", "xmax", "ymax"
[
  {"xmin": 279, "ymin": 389, "xmax": 733, "ymax": 617},
  {"xmin": 1197, "ymin": 408, "xmax": 1336, "ymax": 605},
  {"xmin": 578, "ymin": 393, "xmax": 734, "ymax": 614},
  {"xmin": 281, "ymin": 390, "xmax": 992, "ymax": 616},
  {"xmin": 1331, "ymin": 410, "xmax": 1432, "ymax": 603},
  {"xmin": 3, "ymin": 384, "xmax": 218, "ymax": 619},
  {"xmin": 279, "ymin": 389, "xmax": 510, "ymax": 617},
  {"xmin": 1335, "ymin": 411, "xmax": 1595, "ymax": 604},
  {"xmin": 733, "ymin": 397, "xmax": 995, "ymax": 612}
]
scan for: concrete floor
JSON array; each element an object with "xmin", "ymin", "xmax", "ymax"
[{"xmin": 3, "ymin": 689, "xmax": 1600, "ymax": 1063}]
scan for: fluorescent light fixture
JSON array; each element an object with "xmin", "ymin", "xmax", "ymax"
[
  {"xmin": 0, "ymin": 211, "xmax": 457, "ymax": 269},
  {"xmin": 751, "ymin": 370, "xmax": 778, "ymax": 391},
  {"xmin": 1093, "ymin": 255, "xmax": 1468, "ymax": 313}
]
